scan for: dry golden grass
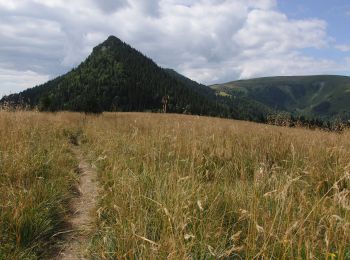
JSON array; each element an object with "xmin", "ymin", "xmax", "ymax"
[
  {"xmin": 83, "ymin": 113, "xmax": 350, "ymax": 259},
  {"xmin": 0, "ymin": 111, "xmax": 83, "ymax": 258},
  {"xmin": 1, "ymin": 111, "xmax": 349, "ymax": 259}
]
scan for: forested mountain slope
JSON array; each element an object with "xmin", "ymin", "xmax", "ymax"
[
  {"xmin": 211, "ymin": 75, "xmax": 350, "ymax": 120},
  {"xmin": 3, "ymin": 36, "xmax": 348, "ymax": 122},
  {"xmin": 0, "ymin": 36, "xmax": 224, "ymax": 115}
]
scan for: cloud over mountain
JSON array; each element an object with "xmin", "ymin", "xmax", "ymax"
[{"xmin": 0, "ymin": 0, "xmax": 349, "ymax": 97}]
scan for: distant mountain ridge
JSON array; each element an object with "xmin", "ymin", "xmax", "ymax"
[
  {"xmin": 211, "ymin": 75, "xmax": 350, "ymax": 120},
  {"xmin": 1, "ymin": 36, "xmax": 350, "ymax": 122},
  {"xmin": 0, "ymin": 36, "xmax": 269, "ymax": 121}
]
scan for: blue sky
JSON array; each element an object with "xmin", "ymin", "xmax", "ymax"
[
  {"xmin": 279, "ymin": 0, "xmax": 350, "ymax": 43},
  {"xmin": 279, "ymin": 0, "xmax": 350, "ymax": 72},
  {"xmin": 0, "ymin": 0, "xmax": 350, "ymax": 97}
]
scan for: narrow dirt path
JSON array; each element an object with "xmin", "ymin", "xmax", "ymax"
[{"xmin": 56, "ymin": 148, "xmax": 98, "ymax": 259}]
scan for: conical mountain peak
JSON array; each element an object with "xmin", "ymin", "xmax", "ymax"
[{"xmin": 1, "ymin": 36, "xmax": 225, "ymax": 116}]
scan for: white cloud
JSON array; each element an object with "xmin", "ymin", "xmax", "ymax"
[
  {"xmin": 234, "ymin": 10, "xmax": 328, "ymax": 52},
  {"xmin": 129, "ymin": 0, "xmax": 160, "ymax": 17},
  {"xmin": 0, "ymin": 67, "xmax": 49, "ymax": 97},
  {"xmin": 335, "ymin": 44, "xmax": 350, "ymax": 52},
  {"xmin": 93, "ymin": 0, "xmax": 129, "ymax": 14},
  {"xmin": 238, "ymin": 52, "xmax": 345, "ymax": 79},
  {"xmin": 0, "ymin": 0, "xmax": 348, "ymax": 96}
]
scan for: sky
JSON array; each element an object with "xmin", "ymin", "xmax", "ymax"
[{"xmin": 0, "ymin": 0, "xmax": 350, "ymax": 97}]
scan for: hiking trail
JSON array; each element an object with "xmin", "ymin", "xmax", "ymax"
[{"xmin": 56, "ymin": 147, "xmax": 98, "ymax": 259}]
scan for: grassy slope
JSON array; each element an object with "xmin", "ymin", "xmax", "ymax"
[
  {"xmin": 83, "ymin": 113, "xmax": 350, "ymax": 259},
  {"xmin": 211, "ymin": 75, "xmax": 350, "ymax": 120},
  {"xmin": 0, "ymin": 112, "xmax": 82, "ymax": 259},
  {"xmin": 1, "ymin": 111, "xmax": 349, "ymax": 258}
]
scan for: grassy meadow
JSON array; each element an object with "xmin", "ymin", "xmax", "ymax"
[
  {"xmin": 1, "ymin": 111, "xmax": 349, "ymax": 259},
  {"xmin": 0, "ymin": 112, "xmax": 81, "ymax": 258}
]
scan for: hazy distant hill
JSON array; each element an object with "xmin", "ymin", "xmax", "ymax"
[{"xmin": 211, "ymin": 75, "xmax": 350, "ymax": 120}]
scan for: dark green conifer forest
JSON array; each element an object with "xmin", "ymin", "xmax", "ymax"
[{"xmin": 1, "ymin": 36, "xmax": 269, "ymax": 121}]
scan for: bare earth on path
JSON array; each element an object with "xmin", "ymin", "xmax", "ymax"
[{"xmin": 56, "ymin": 148, "xmax": 98, "ymax": 259}]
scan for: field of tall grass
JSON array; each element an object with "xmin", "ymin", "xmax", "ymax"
[
  {"xmin": 0, "ymin": 111, "xmax": 82, "ymax": 258},
  {"xmin": 84, "ymin": 113, "xmax": 350, "ymax": 259},
  {"xmin": 1, "ymin": 111, "xmax": 349, "ymax": 259}
]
